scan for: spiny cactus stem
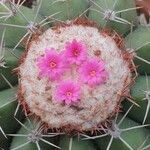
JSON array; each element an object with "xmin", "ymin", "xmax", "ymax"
[
  {"xmin": 121, "ymin": 124, "xmax": 150, "ymax": 132},
  {"xmin": 15, "ymin": 117, "xmax": 30, "ymax": 131},
  {"xmin": 89, "ymin": 0, "xmax": 105, "ymax": 11},
  {"xmin": 0, "ymin": 28, "xmax": 6, "ymax": 68},
  {"xmin": 138, "ymin": 136, "xmax": 150, "ymax": 150},
  {"xmin": 12, "ymin": 32, "xmax": 30, "ymax": 51},
  {"xmin": 106, "ymin": 136, "xmax": 114, "ymax": 150},
  {"xmin": 33, "ymin": 0, "xmax": 42, "ymax": 23},
  {"xmin": 52, "ymin": 0, "xmax": 66, "ymax": 5},
  {"xmin": 0, "ymin": 98, "xmax": 16, "ymax": 109},
  {"xmin": 134, "ymin": 41, "xmax": 150, "ymax": 52},
  {"xmin": 8, "ymin": 117, "xmax": 61, "ymax": 150},
  {"xmin": 0, "ymin": 73, "xmax": 13, "ymax": 88},
  {"xmin": 39, "ymin": 11, "xmax": 62, "ymax": 25},
  {"xmin": 82, "ymin": 104, "xmax": 150, "ymax": 150},
  {"xmin": 0, "ymin": 126, "xmax": 7, "ymax": 138},
  {"xmin": 40, "ymin": 138, "xmax": 61, "ymax": 149},
  {"xmin": 7, "ymin": 49, "xmax": 19, "ymax": 59},
  {"xmin": 82, "ymin": 133, "xmax": 109, "ymax": 140},
  {"xmin": 89, "ymin": 0, "xmax": 138, "ymax": 25},
  {"xmin": 40, "ymin": 20, "xmax": 54, "ymax": 28},
  {"xmin": 14, "ymin": 0, "xmax": 26, "ymax": 7},
  {"xmin": 11, "ymin": 141, "xmax": 31, "ymax": 150},
  {"xmin": 50, "ymin": 16, "xmax": 66, "ymax": 24},
  {"xmin": 47, "ymin": 132, "xmax": 65, "ymax": 136},
  {"xmin": 135, "ymin": 55, "xmax": 150, "ymax": 65},
  {"xmin": 69, "ymin": 137, "xmax": 73, "ymax": 150},
  {"xmin": 115, "ymin": 6, "xmax": 142, "ymax": 14},
  {"xmin": 14, "ymin": 103, "xmax": 20, "ymax": 118},
  {"xmin": 78, "ymin": 6, "xmax": 91, "ymax": 18},
  {"xmin": 27, "ymin": 22, "xmax": 38, "ymax": 33},
  {"xmin": 0, "ymin": 0, "xmax": 26, "ymax": 20},
  {"xmin": 127, "ymin": 48, "xmax": 150, "ymax": 65},
  {"xmin": 0, "ymin": 10, "xmax": 12, "ymax": 20},
  {"xmin": 35, "ymin": 141, "xmax": 41, "ymax": 150},
  {"xmin": 141, "ymin": 144, "xmax": 150, "ymax": 150},
  {"xmin": 0, "ymin": 23, "xmax": 27, "ymax": 28},
  {"xmin": 9, "ymin": 0, "xmax": 30, "ymax": 24},
  {"xmin": 117, "ymin": 104, "xmax": 134, "ymax": 126},
  {"xmin": 142, "ymin": 75, "xmax": 150, "ymax": 124}
]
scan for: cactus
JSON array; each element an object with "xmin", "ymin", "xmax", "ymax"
[
  {"xmin": 10, "ymin": 117, "xmax": 61, "ymax": 150},
  {"xmin": 38, "ymin": 0, "xmax": 89, "ymax": 21},
  {"xmin": 88, "ymin": 0, "xmax": 138, "ymax": 35},
  {"xmin": 0, "ymin": 47, "xmax": 23, "ymax": 90},
  {"xmin": 0, "ymin": 2, "xmax": 44, "ymax": 48},
  {"xmin": 125, "ymin": 26, "xmax": 150, "ymax": 75},
  {"xmin": 95, "ymin": 113, "xmax": 150, "ymax": 150},
  {"xmin": 81, "ymin": 106, "xmax": 150, "ymax": 149},
  {"xmin": 59, "ymin": 136, "xmax": 96, "ymax": 150},
  {"xmin": 0, "ymin": 0, "xmax": 150, "ymax": 150},
  {"xmin": 122, "ymin": 75, "xmax": 150, "ymax": 126},
  {"xmin": 0, "ymin": 87, "xmax": 25, "ymax": 149}
]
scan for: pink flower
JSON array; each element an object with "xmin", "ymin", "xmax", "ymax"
[
  {"xmin": 64, "ymin": 39, "xmax": 87, "ymax": 65},
  {"xmin": 37, "ymin": 48, "xmax": 66, "ymax": 81},
  {"xmin": 55, "ymin": 81, "xmax": 81, "ymax": 105},
  {"xmin": 79, "ymin": 58, "xmax": 108, "ymax": 86}
]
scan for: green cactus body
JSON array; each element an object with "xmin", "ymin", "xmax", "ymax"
[
  {"xmin": 10, "ymin": 118, "xmax": 59, "ymax": 150},
  {"xmin": 0, "ymin": 1, "xmax": 150, "ymax": 150},
  {"xmin": 39, "ymin": 0, "xmax": 89, "ymax": 21},
  {"xmin": 123, "ymin": 76, "xmax": 150, "ymax": 125},
  {"xmin": 0, "ymin": 87, "xmax": 24, "ymax": 149},
  {"xmin": 0, "ymin": 4, "xmax": 43, "ymax": 48},
  {"xmin": 0, "ymin": 48, "xmax": 23, "ymax": 90},
  {"xmin": 96, "ymin": 114, "xmax": 150, "ymax": 150},
  {"xmin": 125, "ymin": 26, "xmax": 150, "ymax": 75},
  {"xmin": 59, "ymin": 136, "xmax": 96, "ymax": 150},
  {"xmin": 88, "ymin": 0, "xmax": 137, "ymax": 35}
]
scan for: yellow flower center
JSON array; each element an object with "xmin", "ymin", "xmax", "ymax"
[
  {"xmin": 66, "ymin": 91, "xmax": 72, "ymax": 97},
  {"xmin": 73, "ymin": 49, "xmax": 79, "ymax": 56},
  {"xmin": 49, "ymin": 61, "xmax": 57, "ymax": 68},
  {"xmin": 90, "ymin": 70, "xmax": 96, "ymax": 76}
]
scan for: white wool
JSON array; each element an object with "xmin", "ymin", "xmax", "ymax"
[{"xmin": 19, "ymin": 25, "xmax": 131, "ymax": 131}]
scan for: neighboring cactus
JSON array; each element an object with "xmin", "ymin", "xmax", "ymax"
[
  {"xmin": 88, "ymin": 0, "xmax": 138, "ymax": 35},
  {"xmin": 0, "ymin": 0, "xmax": 150, "ymax": 150},
  {"xmin": 0, "ymin": 87, "xmax": 24, "ymax": 149},
  {"xmin": 125, "ymin": 26, "xmax": 150, "ymax": 75},
  {"xmin": 10, "ymin": 117, "xmax": 61, "ymax": 150},
  {"xmin": 38, "ymin": 0, "xmax": 90, "ymax": 21},
  {"xmin": 95, "ymin": 113, "xmax": 150, "ymax": 150},
  {"xmin": 0, "ymin": 47, "xmax": 23, "ymax": 90},
  {"xmin": 82, "ymin": 108, "xmax": 150, "ymax": 150},
  {"xmin": 59, "ymin": 136, "xmax": 96, "ymax": 150},
  {"xmin": 0, "ymin": 2, "xmax": 44, "ymax": 48},
  {"xmin": 122, "ymin": 75, "xmax": 150, "ymax": 126}
]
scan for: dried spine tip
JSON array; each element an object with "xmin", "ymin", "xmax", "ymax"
[{"xmin": 18, "ymin": 19, "xmax": 134, "ymax": 132}]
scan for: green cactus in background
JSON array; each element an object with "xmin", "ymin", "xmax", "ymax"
[{"xmin": 0, "ymin": 0, "xmax": 150, "ymax": 150}]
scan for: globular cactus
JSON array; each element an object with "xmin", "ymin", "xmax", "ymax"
[
  {"xmin": 10, "ymin": 117, "xmax": 61, "ymax": 150},
  {"xmin": 95, "ymin": 113, "xmax": 150, "ymax": 150},
  {"xmin": 59, "ymin": 136, "xmax": 96, "ymax": 150},
  {"xmin": 123, "ymin": 75, "xmax": 150, "ymax": 126},
  {"xmin": 88, "ymin": 0, "xmax": 138, "ymax": 34},
  {"xmin": 0, "ymin": 87, "xmax": 24, "ymax": 149},
  {"xmin": 38, "ymin": 0, "xmax": 90, "ymax": 21},
  {"xmin": 0, "ymin": 0, "xmax": 150, "ymax": 150},
  {"xmin": 125, "ymin": 26, "xmax": 150, "ymax": 74}
]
